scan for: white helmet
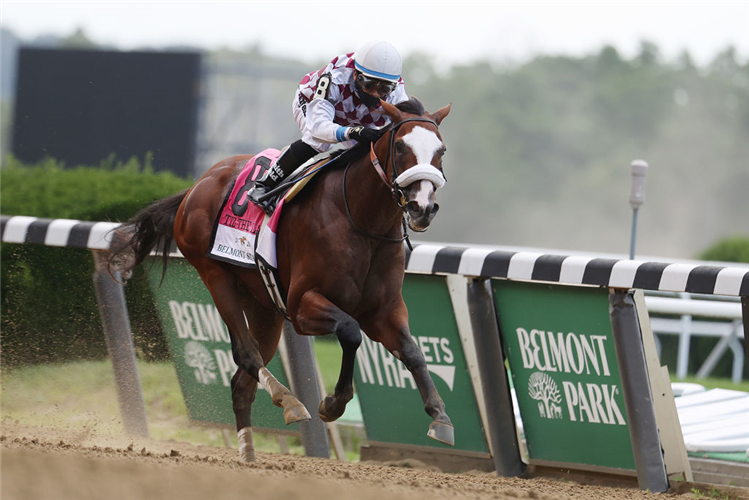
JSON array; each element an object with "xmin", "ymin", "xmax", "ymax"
[{"xmin": 353, "ymin": 41, "xmax": 402, "ymax": 83}]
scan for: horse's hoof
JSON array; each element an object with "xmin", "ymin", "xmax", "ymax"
[
  {"xmin": 318, "ymin": 399, "xmax": 333, "ymax": 423},
  {"xmin": 318, "ymin": 397, "xmax": 343, "ymax": 423},
  {"xmin": 427, "ymin": 421, "xmax": 455, "ymax": 446},
  {"xmin": 283, "ymin": 403, "xmax": 311, "ymax": 425}
]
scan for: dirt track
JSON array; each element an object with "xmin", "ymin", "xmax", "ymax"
[{"xmin": 0, "ymin": 421, "xmax": 693, "ymax": 500}]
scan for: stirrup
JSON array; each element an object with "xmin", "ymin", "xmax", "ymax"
[{"xmin": 249, "ymin": 185, "xmax": 276, "ymax": 215}]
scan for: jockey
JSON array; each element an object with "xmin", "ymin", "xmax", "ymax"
[{"xmin": 250, "ymin": 40, "xmax": 409, "ymax": 208}]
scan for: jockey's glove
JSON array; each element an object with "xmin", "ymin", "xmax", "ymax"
[{"xmin": 346, "ymin": 126, "xmax": 380, "ymax": 143}]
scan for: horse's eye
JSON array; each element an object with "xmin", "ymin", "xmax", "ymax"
[
  {"xmin": 395, "ymin": 142, "xmax": 408, "ymax": 155},
  {"xmin": 435, "ymin": 149, "xmax": 445, "ymax": 164}
]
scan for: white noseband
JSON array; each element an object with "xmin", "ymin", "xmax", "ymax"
[{"xmin": 395, "ymin": 164, "xmax": 446, "ymax": 189}]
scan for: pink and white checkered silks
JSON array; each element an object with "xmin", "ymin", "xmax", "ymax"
[{"xmin": 292, "ymin": 52, "xmax": 409, "ymax": 152}]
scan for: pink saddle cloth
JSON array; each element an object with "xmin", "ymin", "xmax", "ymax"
[{"xmin": 207, "ymin": 149, "xmax": 282, "ymax": 268}]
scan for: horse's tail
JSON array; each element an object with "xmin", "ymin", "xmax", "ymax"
[{"xmin": 108, "ymin": 189, "xmax": 189, "ymax": 283}]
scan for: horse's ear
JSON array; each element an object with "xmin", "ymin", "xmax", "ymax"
[
  {"xmin": 429, "ymin": 103, "xmax": 451, "ymax": 125},
  {"xmin": 380, "ymin": 100, "xmax": 403, "ymax": 121}
]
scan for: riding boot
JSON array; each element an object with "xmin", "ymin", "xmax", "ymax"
[
  {"xmin": 249, "ymin": 150, "xmax": 296, "ymax": 212},
  {"xmin": 249, "ymin": 141, "xmax": 318, "ymax": 213}
]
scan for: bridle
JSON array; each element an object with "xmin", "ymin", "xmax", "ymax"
[
  {"xmin": 342, "ymin": 117, "xmax": 444, "ymax": 248},
  {"xmin": 370, "ymin": 117, "xmax": 441, "ymax": 207}
]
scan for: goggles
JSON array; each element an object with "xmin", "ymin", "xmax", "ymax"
[{"xmin": 356, "ymin": 72, "xmax": 397, "ymax": 95}]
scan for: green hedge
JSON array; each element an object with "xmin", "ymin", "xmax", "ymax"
[
  {"xmin": 1, "ymin": 155, "xmax": 193, "ymax": 365},
  {"xmin": 698, "ymin": 236, "xmax": 749, "ymax": 264}
]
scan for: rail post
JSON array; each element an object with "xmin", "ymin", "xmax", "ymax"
[
  {"xmin": 466, "ymin": 278, "xmax": 525, "ymax": 477},
  {"xmin": 282, "ymin": 321, "xmax": 331, "ymax": 458},
  {"xmin": 743, "ymin": 297, "xmax": 749, "ymax": 370},
  {"xmin": 91, "ymin": 250, "xmax": 149, "ymax": 438},
  {"xmin": 609, "ymin": 289, "xmax": 668, "ymax": 492}
]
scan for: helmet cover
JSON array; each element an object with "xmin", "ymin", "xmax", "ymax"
[{"xmin": 354, "ymin": 41, "xmax": 402, "ymax": 83}]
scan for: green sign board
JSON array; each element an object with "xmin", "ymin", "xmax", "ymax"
[
  {"xmin": 146, "ymin": 259, "xmax": 296, "ymax": 432},
  {"xmin": 353, "ymin": 274, "xmax": 489, "ymax": 453},
  {"xmin": 492, "ymin": 280, "xmax": 635, "ymax": 470}
]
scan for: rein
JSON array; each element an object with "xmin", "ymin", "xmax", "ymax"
[
  {"xmin": 343, "ymin": 161, "xmax": 412, "ymax": 247},
  {"xmin": 343, "ymin": 116, "xmax": 441, "ymax": 249}
]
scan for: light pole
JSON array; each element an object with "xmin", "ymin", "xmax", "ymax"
[{"xmin": 629, "ymin": 159, "xmax": 649, "ymax": 260}]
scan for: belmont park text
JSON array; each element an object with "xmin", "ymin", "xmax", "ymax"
[
  {"xmin": 517, "ymin": 327, "xmax": 626, "ymax": 426},
  {"xmin": 517, "ymin": 327, "xmax": 611, "ymax": 376}
]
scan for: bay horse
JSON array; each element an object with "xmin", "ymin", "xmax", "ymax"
[{"xmin": 110, "ymin": 98, "xmax": 454, "ymax": 461}]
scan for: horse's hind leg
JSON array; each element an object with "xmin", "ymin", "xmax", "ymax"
[
  {"xmin": 231, "ymin": 369, "xmax": 259, "ymax": 461},
  {"xmin": 230, "ymin": 290, "xmax": 287, "ymax": 461},
  {"xmin": 190, "ymin": 258, "xmax": 311, "ymax": 428},
  {"xmin": 293, "ymin": 291, "xmax": 361, "ymax": 422}
]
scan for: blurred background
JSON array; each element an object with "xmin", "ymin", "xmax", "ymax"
[{"xmin": 0, "ymin": 1, "xmax": 747, "ymax": 456}]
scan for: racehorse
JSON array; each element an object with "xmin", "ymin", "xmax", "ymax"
[{"xmin": 109, "ymin": 98, "xmax": 454, "ymax": 461}]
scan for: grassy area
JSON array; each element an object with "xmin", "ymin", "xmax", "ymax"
[
  {"xmin": 674, "ymin": 375, "xmax": 749, "ymax": 394},
  {"xmin": 313, "ymin": 338, "xmax": 342, "ymax": 395},
  {"xmin": 0, "ymin": 339, "xmax": 348, "ymax": 457}
]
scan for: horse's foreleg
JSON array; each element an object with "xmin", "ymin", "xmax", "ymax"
[
  {"xmin": 294, "ymin": 291, "xmax": 361, "ymax": 423},
  {"xmin": 365, "ymin": 302, "xmax": 454, "ymax": 446},
  {"xmin": 395, "ymin": 330, "xmax": 454, "ymax": 445}
]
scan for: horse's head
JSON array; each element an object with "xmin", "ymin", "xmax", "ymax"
[{"xmin": 377, "ymin": 99, "xmax": 451, "ymax": 232}]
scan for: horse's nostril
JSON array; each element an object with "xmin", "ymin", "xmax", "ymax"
[
  {"xmin": 407, "ymin": 201, "xmax": 421, "ymax": 213},
  {"xmin": 431, "ymin": 203, "xmax": 440, "ymax": 215}
]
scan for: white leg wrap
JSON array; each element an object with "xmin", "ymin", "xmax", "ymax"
[
  {"xmin": 238, "ymin": 427, "xmax": 256, "ymax": 462},
  {"xmin": 258, "ymin": 367, "xmax": 274, "ymax": 393}
]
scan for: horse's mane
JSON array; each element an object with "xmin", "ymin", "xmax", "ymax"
[
  {"xmin": 333, "ymin": 97, "xmax": 426, "ymax": 166},
  {"xmin": 395, "ymin": 97, "xmax": 425, "ymax": 116}
]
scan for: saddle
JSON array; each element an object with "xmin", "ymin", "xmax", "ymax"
[{"xmin": 254, "ymin": 147, "xmax": 344, "ymax": 214}]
